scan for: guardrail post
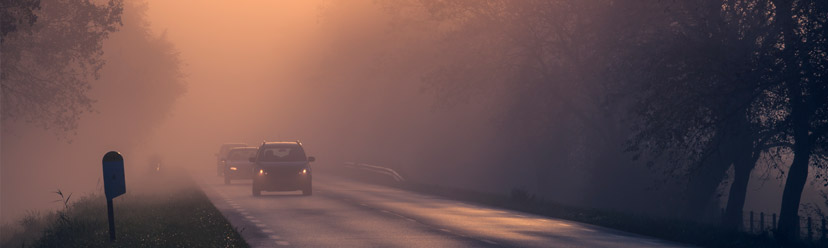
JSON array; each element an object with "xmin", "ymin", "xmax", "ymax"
[
  {"xmin": 750, "ymin": 211, "xmax": 754, "ymax": 233},
  {"xmin": 760, "ymin": 212, "xmax": 764, "ymax": 233},
  {"xmin": 773, "ymin": 213, "xmax": 777, "ymax": 231},
  {"xmin": 822, "ymin": 217, "xmax": 826, "ymax": 241},
  {"xmin": 807, "ymin": 216, "xmax": 812, "ymax": 240}
]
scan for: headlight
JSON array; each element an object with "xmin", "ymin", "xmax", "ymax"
[
  {"xmin": 258, "ymin": 169, "xmax": 265, "ymax": 175},
  {"xmin": 301, "ymin": 169, "xmax": 307, "ymax": 174},
  {"xmin": 229, "ymin": 167, "xmax": 238, "ymax": 171}
]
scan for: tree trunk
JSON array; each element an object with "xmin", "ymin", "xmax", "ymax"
[
  {"xmin": 722, "ymin": 134, "xmax": 756, "ymax": 229},
  {"xmin": 681, "ymin": 122, "xmax": 741, "ymax": 219},
  {"xmin": 773, "ymin": 0, "xmax": 813, "ymax": 242},
  {"xmin": 682, "ymin": 153, "xmax": 732, "ymax": 219},
  {"xmin": 776, "ymin": 130, "xmax": 811, "ymax": 241}
]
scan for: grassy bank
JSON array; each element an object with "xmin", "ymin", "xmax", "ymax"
[{"xmin": 1, "ymin": 169, "xmax": 247, "ymax": 247}]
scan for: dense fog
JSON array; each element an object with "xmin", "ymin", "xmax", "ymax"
[{"xmin": 2, "ymin": 1, "xmax": 827, "ymax": 240}]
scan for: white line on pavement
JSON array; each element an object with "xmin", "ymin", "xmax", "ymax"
[{"xmin": 481, "ymin": 239, "xmax": 498, "ymax": 245}]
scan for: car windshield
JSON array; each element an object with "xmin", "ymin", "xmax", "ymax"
[
  {"xmin": 219, "ymin": 144, "xmax": 246, "ymax": 157},
  {"xmin": 258, "ymin": 145, "xmax": 307, "ymax": 162},
  {"xmin": 227, "ymin": 149, "xmax": 256, "ymax": 161}
]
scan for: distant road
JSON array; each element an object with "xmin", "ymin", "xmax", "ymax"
[{"xmin": 200, "ymin": 171, "xmax": 691, "ymax": 248}]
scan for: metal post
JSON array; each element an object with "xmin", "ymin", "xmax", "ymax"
[
  {"xmin": 822, "ymin": 217, "xmax": 826, "ymax": 241},
  {"xmin": 760, "ymin": 212, "xmax": 765, "ymax": 233},
  {"xmin": 107, "ymin": 199, "xmax": 116, "ymax": 241},
  {"xmin": 807, "ymin": 216, "xmax": 812, "ymax": 240},
  {"xmin": 773, "ymin": 213, "xmax": 777, "ymax": 231},
  {"xmin": 795, "ymin": 215, "xmax": 801, "ymax": 239},
  {"xmin": 750, "ymin": 211, "xmax": 754, "ymax": 233}
]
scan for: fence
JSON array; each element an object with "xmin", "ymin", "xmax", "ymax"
[{"xmin": 733, "ymin": 209, "xmax": 827, "ymax": 241}]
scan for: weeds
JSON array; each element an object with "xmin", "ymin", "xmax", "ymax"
[{"xmin": 2, "ymin": 169, "xmax": 248, "ymax": 247}]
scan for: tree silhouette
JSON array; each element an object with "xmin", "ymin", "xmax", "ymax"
[{"xmin": 1, "ymin": 0, "xmax": 123, "ymax": 135}]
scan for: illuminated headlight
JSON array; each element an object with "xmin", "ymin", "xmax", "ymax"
[
  {"xmin": 301, "ymin": 169, "xmax": 308, "ymax": 175},
  {"xmin": 258, "ymin": 169, "xmax": 265, "ymax": 175},
  {"xmin": 229, "ymin": 167, "xmax": 238, "ymax": 171}
]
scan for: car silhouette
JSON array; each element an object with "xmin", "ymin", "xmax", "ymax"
[
  {"xmin": 250, "ymin": 141, "xmax": 315, "ymax": 196},
  {"xmin": 216, "ymin": 143, "xmax": 247, "ymax": 176},
  {"xmin": 223, "ymin": 147, "xmax": 258, "ymax": 184}
]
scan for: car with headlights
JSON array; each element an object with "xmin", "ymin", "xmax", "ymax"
[
  {"xmin": 216, "ymin": 143, "xmax": 247, "ymax": 176},
  {"xmin": 223, "ymin": 147, "xmax": 258, "ymax": 184},
  {"xmin": 250, "ymin": 141, "xmax": 315, "ymax": 196}
]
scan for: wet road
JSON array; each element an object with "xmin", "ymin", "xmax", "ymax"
[{"xmin": 200, "ymin": 172, "xmax": 691, "ymax": 248}]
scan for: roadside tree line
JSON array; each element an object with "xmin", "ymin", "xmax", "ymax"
[{"xmin": 324, "ymin": 0, "xmax": 827, "ymax": 243}]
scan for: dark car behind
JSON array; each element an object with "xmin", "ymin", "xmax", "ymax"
[{"xmin": 223, "ymin": 147, "xmax": 258, "ymax": 184}]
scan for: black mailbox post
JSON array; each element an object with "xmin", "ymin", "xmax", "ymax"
[{"xmin": 102, "ymin": 151, "xmax": 126, "ymax": 241}]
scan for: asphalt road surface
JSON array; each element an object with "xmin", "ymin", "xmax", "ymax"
[{"xmin": 200, "ymin": 172, "xmax": 691, "ymax": 248}]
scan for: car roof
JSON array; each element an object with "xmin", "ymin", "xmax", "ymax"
[
  {"xmin": 222, "ymin": 143, "xmax": 247, "ymax": 146},
  {"xmin": 228, "ymin": 147, "xmax": 258, "ymax": 151},
  {"xmin": 262, "ymin": 141, "xmax": 301, "ymax": 146}
]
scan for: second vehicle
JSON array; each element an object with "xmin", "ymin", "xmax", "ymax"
[{"xmin": 223, "ymin": 147, "xmax": 258, "ymax": 184}]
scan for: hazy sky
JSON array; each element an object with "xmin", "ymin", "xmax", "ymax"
[{"xmin": 141, "ymin": 0, "xmax": 326, "ymax": 165}]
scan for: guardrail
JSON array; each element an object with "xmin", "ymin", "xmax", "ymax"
[{"xmin": 343, "ymin": 162, "xmax": 405, "ymax": 182}]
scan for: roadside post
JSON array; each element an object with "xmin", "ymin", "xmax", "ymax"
[{"xmin": 102, "ymin": 151, "xmax": 126, "ymax": 242}]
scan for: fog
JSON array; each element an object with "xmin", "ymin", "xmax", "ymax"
[{"xmin": 2, "ymin": 0, "xmax": 827, "ymax": 232}]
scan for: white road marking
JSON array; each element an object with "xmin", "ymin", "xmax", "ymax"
[
  {"xmin": 359, "ymin": 203, "xmax": 368, "ymax": 207},
  {"xmin": 262, "ymin": 229, "xmax": 275, "ymax": 233},
  {"xmin": 406, "ymin": 218, "xmax": 417, "ymax": 222},
  {"xmin": 255, "ymin": 223, "xmax": 267, "ymax": 228},
  {"xmin": 269, "ymin": 235, "xmax": 281, "ymax": 239},
  {"xmin": 276, "ymin": 241, "xmax": 290, "ymax": 246},
  {"xmin": 439, "ymin": 228, "xmax": 452, "ymax": 233},
  {"xmin": 250, "ymin": 219, "xmax": 261, "ymax": 223},
  {"xmin": 481, "ymin": 239, "xmax": 498, "ymax": 245},
  {"xmin": 391, "ymin": 213, "xmax": 406, "ymax": 218}
]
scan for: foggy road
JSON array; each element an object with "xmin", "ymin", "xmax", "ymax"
[{"xmin": 201, "ymin": 172, "xmax": 691, "ymax": 248}]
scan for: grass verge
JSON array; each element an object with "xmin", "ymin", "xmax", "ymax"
[{"xmin": 1, "ymin": 168, "xmax": 248, "ymax": 248}]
